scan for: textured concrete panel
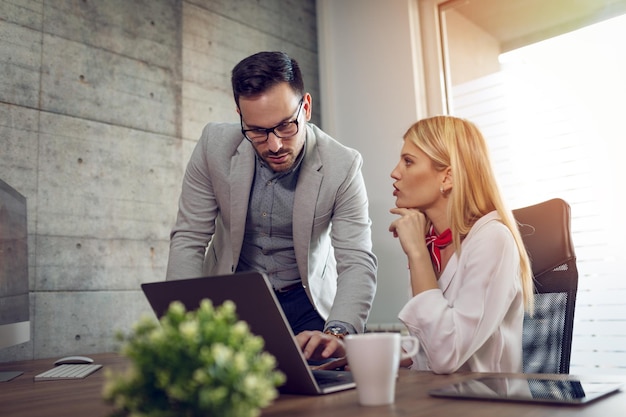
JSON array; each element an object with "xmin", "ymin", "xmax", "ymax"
[
  {"xmin": 187, "ymin": 0, "xmax": 317, "ymax": 51},
  {"xmin": 181, "ymin": 1, "xmax": 320, "ymax": 139},
  {"xmin": 183, "ymin": 2, "xmax": 318, "ymax": 90},
  {"xmin": 0, "ymin": 20, "xmax": 42, "ymax": 108},
  {"xmin": 35, "ymin": 112, "xmax": 181, "ymax": 239},
  {"xmin": 35, "ymin": 235, "xmax": 169, "ymax": 291},
  {"xmin": 40, "ymin": 34, "xmax": 178, "ymax": 136},
  {"xmin": 37, "ymin": 0, "xmax": 182, "ymax": 137},
  {"xmin": 43, "ymin": 0, "xmax": 179, "ymax": 68},
  {"xmin": 0, "ymin": 0, "xmax": 43, "ymax": 29},
  {"xmin": 0, "ymin": 104, "xmax": 39, "ymax": 201},
  {"xmin": 32, "ymin": 290, "xmax": 154, "ymax": 359}
]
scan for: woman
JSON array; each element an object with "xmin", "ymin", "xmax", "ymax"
[
  {"xmin": 388, "ymin": 115, "xmax": 533, "ymax": 373},
  {"xmin": 297, "ymin": 115, "xmax": 533, "ymax": 374}
]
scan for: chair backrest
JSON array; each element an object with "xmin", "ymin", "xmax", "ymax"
[{"xmin": 512, "ymin": 198, "xmax": 578, "ymax": 374}]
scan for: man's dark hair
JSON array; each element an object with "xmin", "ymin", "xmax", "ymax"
[{"xmin": 231, "ymin": 51, "xmax": 304, "ymax": 106}]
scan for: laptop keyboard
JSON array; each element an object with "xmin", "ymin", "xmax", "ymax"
[
  {"xmin": 313, "ymin": 369, "xmax": 354, "ymax": 386},
  {"xmin": 34, "ymin": 364, "xmax": 102, "ymax": 381}
]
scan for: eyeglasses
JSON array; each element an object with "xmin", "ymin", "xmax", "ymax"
[{"xmin": 240, "ymin": 98, "xmax": 304, "ymax": 144}]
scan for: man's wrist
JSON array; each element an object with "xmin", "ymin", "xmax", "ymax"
[
  {"xmin": 323, "ymin": 322, "xmax": 353, "ymax": 340},
  {"xmin": 324, "ymin": 326, "xmax": 346, "ymax": 340}
]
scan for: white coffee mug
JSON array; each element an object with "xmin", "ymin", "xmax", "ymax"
[{"xmin": 344, "ymin": 332, "xmax": 419, "ymax": 406}]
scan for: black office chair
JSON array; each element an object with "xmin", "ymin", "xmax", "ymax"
[{"xmin": 513, "ymin": 198, "xmax": 578, "ymax": 374}]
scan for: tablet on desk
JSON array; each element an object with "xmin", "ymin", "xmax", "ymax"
[{"xmin": 429, "ymin": 376, "xmax": 623, "ymax": 405}]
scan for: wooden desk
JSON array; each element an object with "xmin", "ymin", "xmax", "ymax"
[
  {"xmin": 264, "ymin": 371, "xmax": 626, "ymax": 417},
  {"xmin": 0, "ymin": 353, "xmax": 124, "ymax": 417},
  {"xmin": 1, "ymin": 353, "xmax": 624, "ymax": 417}
]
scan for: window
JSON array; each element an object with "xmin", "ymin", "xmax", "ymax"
[{"xmin": 427, "ymin": 0, "xmax": 626, "ymax": 374}]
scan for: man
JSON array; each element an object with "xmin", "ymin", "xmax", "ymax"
[{"xmin": 166, "ymin": 51, "xmax": 377, "ymax": 339}]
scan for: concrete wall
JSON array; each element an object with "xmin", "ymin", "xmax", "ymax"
[{"xmin": 0, "ymin": 0, "xmax": 318, "ymax": 362}]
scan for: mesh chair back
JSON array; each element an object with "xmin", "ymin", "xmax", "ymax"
[{"xmin": 513, "ymin": 198, "xmax": 578, "ymax": 374}]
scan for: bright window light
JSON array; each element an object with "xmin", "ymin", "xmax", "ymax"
[{"xmin": 452, "ymin": 13, "xmax": 626, "ymax": 375}]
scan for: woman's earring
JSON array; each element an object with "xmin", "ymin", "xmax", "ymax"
[{"xmin": 440, "ymin": 185, "xmax": 445, "ymax": 195}]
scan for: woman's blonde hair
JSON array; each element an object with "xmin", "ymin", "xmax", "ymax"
[{"xmin": 403, "ymin": 115, "xmax": 534, "ymax": 312}]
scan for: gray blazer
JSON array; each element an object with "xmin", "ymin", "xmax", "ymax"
[{"xmin": 166, "ymin": 122, "xmax": 377, "ymax": 333}]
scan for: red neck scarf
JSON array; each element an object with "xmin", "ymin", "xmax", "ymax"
[{"xmin": 425, "ymin": 225, "xmax": 452, "ymax": 273}]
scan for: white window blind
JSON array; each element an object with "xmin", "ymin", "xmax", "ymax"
[{"xmin": 449, "ymin": 15, "xmax": 626, "ymax": 375}]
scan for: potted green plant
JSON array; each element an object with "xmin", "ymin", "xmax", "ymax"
[{"xmin": 103, "ymin": 299, "xmax": 285, "ymax": 417}]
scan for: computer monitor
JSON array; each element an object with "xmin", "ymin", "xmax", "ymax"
[{"xmin": 0, "ymin": 179, "xmax": 30, "ymax": 382}]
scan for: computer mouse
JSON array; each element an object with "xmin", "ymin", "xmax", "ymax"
[{"xmin": 54, "ymin": 355, "xmax": 95, "ymax": 366}]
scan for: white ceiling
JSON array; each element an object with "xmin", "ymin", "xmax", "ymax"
[{"xmin": 443, "ymin": 0, "xmax": 626, "ymax": 52}]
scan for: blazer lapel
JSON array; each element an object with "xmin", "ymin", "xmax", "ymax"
[
  {"xmin": 293, "ymin": 130, "xmax": 323, "ymax": 279},
  {"xmin": 230, "ymin": 141, "xmax": 255, "ymax": 266}
]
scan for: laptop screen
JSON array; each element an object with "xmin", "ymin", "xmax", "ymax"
[{"xmin": 141, "ymin": 272, "xmax": 354, "ymax": 395}]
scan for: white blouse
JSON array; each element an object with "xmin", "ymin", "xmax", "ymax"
[{"xmin": 398, "ymin": 211, "xmax": 524, "ymax": 374}]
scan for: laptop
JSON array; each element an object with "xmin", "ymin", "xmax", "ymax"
[
  {"xmin": 429, "ymin": 376, "xmax": 623, "ymax": 405},
  {"xmin": 141, "ymin": 272, "xmax": 355, "ymax": 395}
]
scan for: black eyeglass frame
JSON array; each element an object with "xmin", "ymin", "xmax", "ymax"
[{"xmin": 239, "ymin": 97, "xmax": 304, "ymax": 144}]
